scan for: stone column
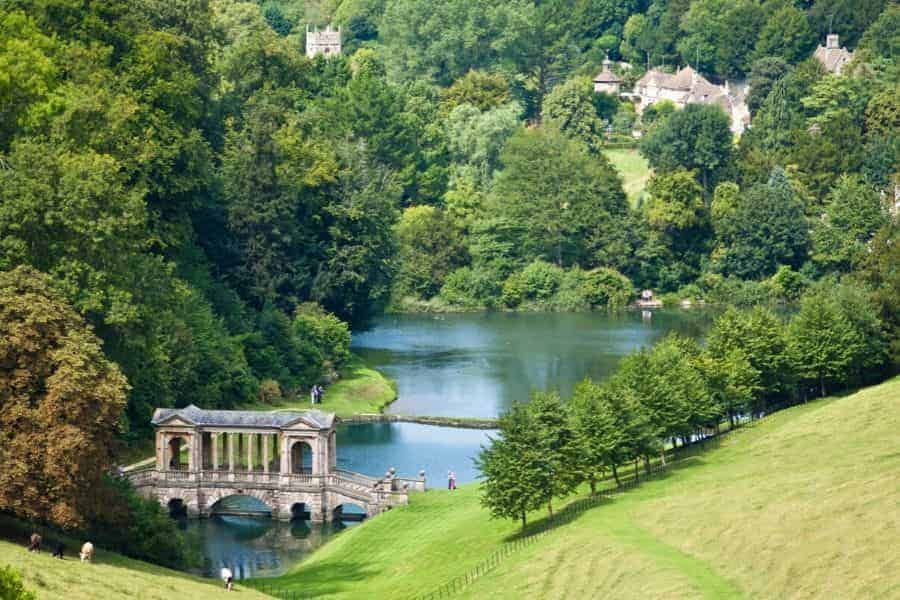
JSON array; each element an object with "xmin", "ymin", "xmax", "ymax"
[
  {"xmin": 228, "ymin": 433, "xmax": 235, "ymax": 472},
  {"xmin": 263, "ymin": 434, "xmax": 270, "ymax": 474},
  {"xmin": 280, "ymin": 436, "xmax": 289, "ymax": 475},
  {"xmin": 159, "ymin": 432, "xmax": 167, "ymax": 471},
  {"xmin": 211, "ymin": 433, "xmax": 219, "ymax": 471},
  {"xmin": 247, "ymin": 433, "xmax": 254, "ymax": 472}
]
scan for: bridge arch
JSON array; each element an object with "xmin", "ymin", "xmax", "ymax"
[
  {"xmin": 168, "ymin": 498, "xmax": 187, "ymax": 517},
  {"xmin": 290, "ymin": 502, "xmax": 311, "ymax": 521},
  {"xmin": 205, "ymin": 490, "xmax": 276, "ymax": 517},
  {"xmin": 332, "ymin": 501, "xmax": 368, "ymax": 523}
]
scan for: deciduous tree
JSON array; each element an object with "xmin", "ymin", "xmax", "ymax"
[{"xmin": 0, "ymin": 266, "xmax": 128, "ymax": 528}]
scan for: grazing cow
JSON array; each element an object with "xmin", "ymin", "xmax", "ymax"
[
  {"xmin": 52, "ymin": 543, "xmax": 65, "ymax": 559},
  {"xmin": 79, "ymin": 542, "xmax": 94, "ymax": 563},
  {"xmin": 28, "ymin": 533, "xmax": 42, "ymax": 553}
]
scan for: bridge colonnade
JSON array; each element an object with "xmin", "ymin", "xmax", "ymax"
[{"xmin": 134, "ymin": 405, "xmax": 407, "ymax": 522}]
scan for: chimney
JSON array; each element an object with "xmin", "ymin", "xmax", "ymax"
[{"xmin": 826, "ymin": 34, "xmax": 839, "ymax": 49}]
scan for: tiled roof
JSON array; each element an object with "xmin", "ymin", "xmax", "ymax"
[
  {"xmin": 151, "ymin": 404, "xmax": 336, "ymax": 429},
  {"xmin": 813, "ymin": 45, "xmax": 853, "ymax": 73}
]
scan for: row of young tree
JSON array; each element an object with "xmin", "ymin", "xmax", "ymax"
[{"xmin": 478, "ymin": 280, "xmax": 891, "ymax": 527}]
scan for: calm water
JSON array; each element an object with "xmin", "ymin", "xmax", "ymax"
[
  {"xmin": 353, "ymin": 310, "xmax": 712, "ymax": 418},
  {"xmin": 184, "ymin": 309, "xmax": 711, "ymax": 579},
  {"xmin": 183, "ymin": 422, "xmax": 493, "ymax": 578}
]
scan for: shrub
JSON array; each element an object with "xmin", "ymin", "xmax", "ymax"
[
  {"xmin": 0, "ymin": 566, "xmax": 35, "ymax": 600},
  {"xmin": 500, "ymin": 271, "xmax": 526, "ymax": 308},
  {"xmin": 519, "ymin": 260, "xmax": 564, "ymax": 301},
  {"xmin": 581, "ymin": 267, "xmax": 634, "ymax": 309},
  {"xmin": 89, "ymin": 478, "xmax": 196, "ymax": 570},
  {"xmin": 258, "ymin": 379, "xmax": 283, "ymax": 404},
  {"xmin": 293, "ymin": 303, "xmax": 351, "ymax": 369},
  {"xmin": 767, "ymin": 265, "xmax": 807, "ymax": 302},
  {"xmin": 440, "ymin": 266, "xmax": 503, "ymax": 308}
]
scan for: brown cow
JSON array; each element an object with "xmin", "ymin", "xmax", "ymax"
[{"xmin": 27, "ymin": 533, "xmax": 42, "ymax": 553}]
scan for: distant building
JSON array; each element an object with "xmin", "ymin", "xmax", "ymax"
[
  {"xmin": 814, "ymin": 34, "xmax": 854, "ymax": 75},
  {"xmin": 306, "ymin": 25, "xmax": 341, "ymax": 59},
  {"xmin": 631, "ymin": 66, "xmax": 750, "ymax": 134},
  {"xmin": 593, "ymin": 56, "xmax": 623, "ymax": 94}
]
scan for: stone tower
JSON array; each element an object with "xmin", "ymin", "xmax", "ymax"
[{"xmin": 306, "ymin": 25, "xmax": 342, "ymax": 59}]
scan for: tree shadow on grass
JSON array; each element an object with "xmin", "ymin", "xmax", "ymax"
[
  {"xmin": 249, "ymin": 560, "xmax": 380, "ymax": 598},
  {"xmin": 500, "ymin": 455, "xmax": 713, "ymax": 544}
]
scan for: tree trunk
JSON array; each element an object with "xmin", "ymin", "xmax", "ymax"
[
  {"xmin": 521, "ymin": 510, "xmax": 526, "ymax": 529},
  {"xmin": 634, "ymin": 458, "xmax": 639, "ymax": 481},
  {"xmin": 611, "ymin": 464, "xmax": 621, "ymax": 487},
  {"xmin": 643, "ymin": 455, "xmax": 651, "ymax": 475},
  {"xmin": 820, "ymin": 375, "xmax": 826, "ymax": 398},
  {"xmin": 547, "ymin": 497, "xmax": 553, "ymax": 518},
  {"xmin": 660, "ymin": 448, "xmax": 666, "ymax": 467},
  {"xmin": 589, "ymin": 475, "xmax": 597, "ymax": 496}
]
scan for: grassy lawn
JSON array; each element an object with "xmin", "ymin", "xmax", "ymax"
[
  {"xmin": 253, "ymin": 377, "xmax": 900, "ymax": 599},
  {"xmin": 603, "ymin": 148, "xmax": 651, "ymax": 206},
  {"xmin": 0, "ymin": 538, "xmax": 272, "ymax": 599}
]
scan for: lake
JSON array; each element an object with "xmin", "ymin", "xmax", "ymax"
[
  {"xmin": 184, "ymin": 309, "xmax": 712, "ymax": 578},
  {"xmin": 184, "ymin": 422, "xmax": 493, "ymax": 579},
  {"xmin": 352, "ymin": 310, "xmax": 713, "ymax": 418}
]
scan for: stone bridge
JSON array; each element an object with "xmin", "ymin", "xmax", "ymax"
[{"xmin": 126, "ymin": 405, "xmax": 423, "ymax": 522}]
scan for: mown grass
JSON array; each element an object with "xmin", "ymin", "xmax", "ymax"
[
  {"xmin": 231, "ymin": 354, "xmax": 397, "ymax": 419},
  {"xmin": 603, "ymin": 148, "xmax": 651, "ymax": 206},
  {"xmin": 253, "ymin": 377, "xmax": 900, "ymax": 599},
  {"xmin": 0, "ymin": 538, "xmax": 272, "ymax": 599}
]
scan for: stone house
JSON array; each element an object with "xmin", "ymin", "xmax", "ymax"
[
  {"xmin": 593, "ymin": 56, "xmax": 623, "ymax": 94},
  {"xmin": 813, "ymin": 34, "xmax": 854, "ymax": 75},
  {"xmin": 630, "ymin": 65, "xmax": 750, "ymax": 134}
]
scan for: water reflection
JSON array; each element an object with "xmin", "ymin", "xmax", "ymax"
[
  {"xmin": 182, "ymin": 515, "xmax": 358, "ymax": 580},
  {"xmin": 353, "ymin": 310, "xmax": 712, "ymax": 418}
]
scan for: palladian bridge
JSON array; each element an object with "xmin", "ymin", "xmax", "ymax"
[{"xmin": 126, "ymin": 405, "xmax": 422, "ymax": 522}]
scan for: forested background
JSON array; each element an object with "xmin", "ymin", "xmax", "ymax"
[
  {"xmin": 0, "ymin": 0, "xmax": 897, "ymax": 565},
  {"xmin": 2, "ymin": 0, "xmax": 897, "ymax": 438}
]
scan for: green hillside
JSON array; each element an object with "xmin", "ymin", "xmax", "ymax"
[
  {"xmin": 255, "ymin": 377, "xmax": 900, "ymax": 599},
  {"xmin": 0, "ymin": 541, "xmax": 272, "ymax": 600}
]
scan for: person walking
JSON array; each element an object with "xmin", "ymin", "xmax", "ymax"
[
  {"xmin": 310, "ymin": 385, "xmax": 317, "ymax": 405},
  {"xmin": 448, "ymin": 471, "xmax": 456, "ymax": 490}
]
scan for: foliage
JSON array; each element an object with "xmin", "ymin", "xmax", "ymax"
[
  {"xmin": 0, "ymin": 266, "xmax": 127, "ymax": 528},
  {"xmin": 394, "ymin": 206, "xmax": 466, "ymax": 299},
  {"xmin": 640, "ymin": 103, "xmax": 733, "ymax": 191},
  {"xmin": 787, "ymin": 285, "xmax": 885, "ymax": 397},
  {"xmin": 753, "ymin": 4, "xmax": 816, "ymax": 65},
  {"xmin": 293, "ymin": 303, "xmax": 352, "ymax": 369},
  {"xmin": 443, "ymin": 70, "xmax": 511, "ymax": 112},
  {"xmin": 543, "ymin": 76, "xmax": 606, "ymax": 153},
  {"xmin": 490, "ymin": 126, "xmax": 629, "ymax": 269},
  {"xmin": 706, "ymin": 306, "xmax": 793, "ymax": 408},
  {"xmin": 746, "ymin": 57, "xmax": 790, "ymax": 116},
  {"xmin": 0, "ymin": 565, "xmax": 35, "ymax": 600},
  {"xmin": 811, "ymin": 176, "xmax": 888, "ymax": 272},
  {"xmin": 713, "ymin": 168, "xmax": 809, "ymax": 279}
]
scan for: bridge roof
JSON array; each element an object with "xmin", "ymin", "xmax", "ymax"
[{"xmin": 151, "ymin": 404, "xmax": 336, "ymax": 430}]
